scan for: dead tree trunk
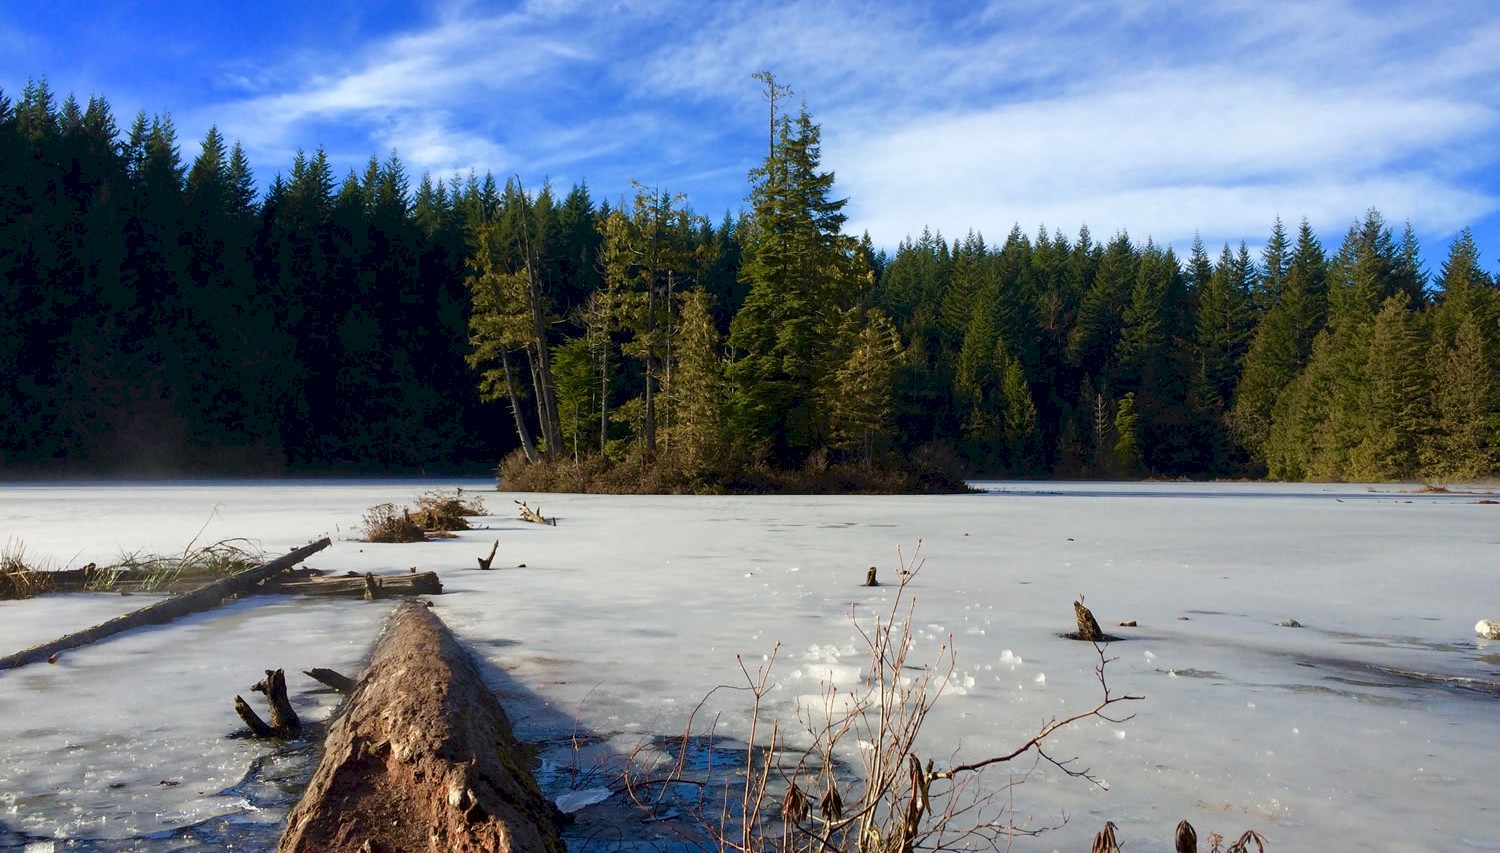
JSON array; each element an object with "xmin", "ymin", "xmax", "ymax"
[
  {"xmin": 0, "ymin": 539, "xmax": 332, "ymax": 670},
  {"xmin": 236, "ymin": 668, "xmax": 301, "ymax": 738},
  {"xmin": 478, "ymin": 540, "xmax": 499, "ymax": 570},
  {"xmin": 277, "ymin": 601, "xmax": 566, "ymax": 853},
  {"xmin": 502, "ymin": 348, "xmax": 540, "ymax": 465}
]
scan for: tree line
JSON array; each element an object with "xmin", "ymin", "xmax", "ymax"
[{"xmin": 3, "ymin": 75, "xmax": 1497, "ymax": 483}]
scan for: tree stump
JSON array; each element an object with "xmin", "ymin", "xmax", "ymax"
[
  {"xmin": 236, "ymin": 668, "xmax": 300, "ymax": 738},
  {"xmin": 478, "ymin": 540, "xmax": 499, "ymax": 570},
  {"xmin": 1074, "ymin": 600, "xmax": 1104, "ymax": 641},
  {"xmin": 864, "ymin": 567, "xmax": 879, "ymax": 587},
  {"xmin": 1063, "ymin": 599, "xmax": 1119, "ymax": 642}
]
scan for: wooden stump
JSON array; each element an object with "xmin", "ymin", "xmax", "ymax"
[
  {"xmin": 478, "ymin": 540, "xmax": 499, "ymax": 570},
  {"xmin": 236, "ymin": 668, "xmax": 301, "ymax": 738},
  {"xmin": 1074, "ymin": 600, "xmax": 1104, "ymax": 641},
  {"xmin": 277, "ymin": 602, "xmax": 565, "ymax": 853},
  {"xmin": 864, "ymin": 567, "xmax": 879, "ymax": 587},
  {"xmin": 1175, "ymin": 819, "xmax": 1197, "ymax": 853},
  {"xmin": 1063, "ymin": 599, "xmax": 1120, "ymax": 642}
]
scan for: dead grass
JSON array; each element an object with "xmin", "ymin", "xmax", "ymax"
[{"xmin": 409, "ymin": 489, "xmax": 487, "ymax": 531}]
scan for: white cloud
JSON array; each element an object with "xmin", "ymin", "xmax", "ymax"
[{"xmin": 142, "ymin": 0, "xmax": 1500, "ymax": 252}]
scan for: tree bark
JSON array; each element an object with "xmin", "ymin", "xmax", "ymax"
[
  {"xmin": 277, "ymin": 601, "xmax": 566, "ymax": 853},
  {"xmin": 0, "ymin": 539, "xmax": 332, "ymax": 670},
  {"xmin": 501, "ymin": 348, "xmax": 540, "ymax": 464}
]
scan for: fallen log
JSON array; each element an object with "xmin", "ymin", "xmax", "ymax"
[
  {"xmin": 278, "ymin": 601, "xmax": 565, "ymax": 853},
  {"xmin": 0, "ymin": 539, "xmax": 332, "ymax": 670},
  {"xmin": 266, "ymin": 571, "xmax": 443, "ymax": 598}
]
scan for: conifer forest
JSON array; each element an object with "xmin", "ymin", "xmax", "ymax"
[{"xmin": 3, "ymin": 77, "xmax": 1497, "ymax": 486}]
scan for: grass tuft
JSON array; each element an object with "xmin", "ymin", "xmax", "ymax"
[{"xmin": 360, "ymin": 503, "xmax": 428, "ymax": 543}]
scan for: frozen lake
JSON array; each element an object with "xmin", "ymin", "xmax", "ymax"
[{"xmin": 1, "ymin": 480, "xmax": 1497, "ymax": 851}]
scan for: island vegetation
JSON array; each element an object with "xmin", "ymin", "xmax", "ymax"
[{"xmin": 1, "ymin": 74, "xmax": 1495, "ymax": 489}]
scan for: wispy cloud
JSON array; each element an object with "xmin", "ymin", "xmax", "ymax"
[{"xmin": 10, "ymin": 0, "xmax": 1498, "ymax": 254}]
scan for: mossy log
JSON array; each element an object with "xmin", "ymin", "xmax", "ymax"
[
  {"xmin": 277, "ymin": 601, "xmax": 566, "ymax": 853},
  {"xmin": 0, "ymin": 539, "xmax": 332, "ymax": 670}
]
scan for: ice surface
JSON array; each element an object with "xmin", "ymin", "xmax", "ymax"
[{"xmin": 1, "ymin": 479, "xmax": 1498, "ymax": 850}]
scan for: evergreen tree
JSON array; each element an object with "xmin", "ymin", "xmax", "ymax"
[
  {"xmin": 1423, "ymin": 317, "xmax": 1498, "ymax": 480},
  {"xmin": 671, "ymin": 288, "xmax": 729, "ymax": 476},
  {"xmin": 1348, "ymin": 297, "xmax": 1428, "ymax": 480},
  {"xmin": 728, "ymin": 78, "xmax": 859, "ymax": 464},
  {"xmin": 827, "ymin": 309, "xmax": 904, "ymax": 466},
  {"xmin": 1230, "ymin": 218, "xmax": 1327, "ymax": 463},
  {"xmin": 1113, "ymin": 392, "xmax": 1141, "ymax": 475}
]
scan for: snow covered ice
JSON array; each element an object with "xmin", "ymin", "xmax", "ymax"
[{"xmin": 1, "ymin": 479, "xmax": 1498, "ymax": 850}]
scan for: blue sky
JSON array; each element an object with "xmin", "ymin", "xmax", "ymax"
[{"xmin": 5, "ymin": 0, "xmax": 1499, "ymax": 267}]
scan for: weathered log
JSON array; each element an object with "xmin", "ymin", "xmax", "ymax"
[
  {"xmin": 0, "ymin": 539, "xmax": 332, "ymax": 670},
  {"xmin": 303, "ymin": 667, "xmax": 356, "ymax": 694},
  {"xmin": 478, "ymin": 540, "xmax": 499, "ymax": 570},
  {"xmin": 267, "ymin": 571, "xmax": 443, "ymax": 598},
  {"xmin": 277, "ymin": 601, "xmax": 566, "ymax": 853},
  {"xmin": 514, "ymin": 500, "xmax": 554, "ymax": 526}
]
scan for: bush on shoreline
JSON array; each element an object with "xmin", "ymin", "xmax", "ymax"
[{"xmin": 496, "ymin": 443, "xmax": 972, "ymax": 495}]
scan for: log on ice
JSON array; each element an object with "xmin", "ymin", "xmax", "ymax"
[
  {"xmin": 0, "ymin": 538, "xmax": 332, "ymax": 670},
  {"xmin": 277, "ymin": 600, "xmax": 565, "ymax": 853},
  {"xmin": 267, "ymin": 570, "xmax": 443, "ymax": 598}
]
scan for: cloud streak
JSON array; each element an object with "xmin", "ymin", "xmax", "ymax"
[{"xmin": 8, "ymin": 0, "xmax": 1498, "ymax": 255}]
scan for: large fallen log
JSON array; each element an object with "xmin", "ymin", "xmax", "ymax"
[
  {"xmin": 266, "ymin": 570, "xmax": 443, "ymax": 598},
  {"xmin": 0, "ymin": 538, "xmax": 332, "ymax": 670},
  {"xmin": 278, "ymin": 601, "xmax": 565, "ymax": 853}
]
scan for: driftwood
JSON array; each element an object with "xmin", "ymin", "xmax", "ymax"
[
  {"xmin": 267, "ymin": 571, "xmax": 442, "ymax": 598},
  {"xmin": 478, "ymin": 540, "xmax": 499, "ymax": 570},
  {"xmin": 236, "ymin": 668, "xmax": 301, "ymax": 738},
  {"xmin": 277, "ymin": 601, "xmax": 565, "ymax": 853},
  {"xmin": 514, "ymin": 500, "xmax": 555, "ymax": 526},
  {"xmin": 303, "ymin": 667, "xmax": 356, "ymax": 694},
  {"xmin": 0, "ymin": 539, "xmax": 332, "ymax": 670}
]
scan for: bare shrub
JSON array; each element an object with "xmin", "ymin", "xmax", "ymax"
[
  {"xmin": 410, "ymin": 489, "xmax": 487, "ymax": 532},
  {"xmin": 360, "ymin": 503, "xmax": 426, "ymax": 543},
  {"xmin": 625, "ymin": 543, "xmax": 1143, "ymax": 852}
]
